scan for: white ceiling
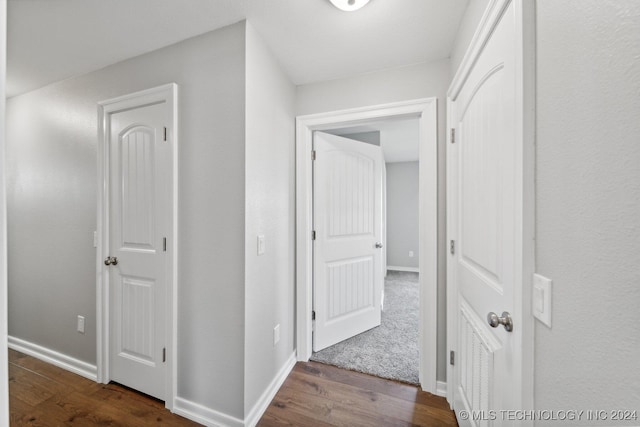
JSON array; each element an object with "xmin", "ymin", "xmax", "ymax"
[
  {"xmin": 328, "ymin": 117, "xmax": 420, "ymax": 163},
  {"xmin": 6, "ymin": 0, "xmax": 469, "ymax": 98}
]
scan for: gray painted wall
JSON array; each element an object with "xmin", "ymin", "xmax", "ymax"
[
  {"xmin": 244, "ymin": 23, "xmax": 296, "ymax": 416},
  {"xmin": 450, "ymin": 0, "xmax": 491, "ymax": 75},
  {"xmin": 535, "ymin": 0, "xmax": 640, "ymax": 418},
  {"xmin": 386, "ymin": 162, "xmax": 419, "ymax": 269},
  {"xmin": 297, "ymin": 59, "xmax": 450, "ymax": 381},
  {"xmin": 340, "ymin": 131, "xmax": 381, "ymax": 146},
  {"xmin": 7, "ymin": 87, "xmax": 98, "ymax": 364},
  {"xmin": 6, "ymin": 22, "xmax": 248, "ymax": 418}
]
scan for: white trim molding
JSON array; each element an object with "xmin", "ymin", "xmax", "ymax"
[
  {"xmin": 387, "ymin": 266, "xmax": 420, "ymax": 273},
  {"xmin": 295, "ymin": 98, "xmax": 439, "ymax": 394},
  {"xmin": 8, "ymin": 336, "xmax": 98, "ymax": 381},
  {"xmin": 244, "ymin": 353, "xmax": 296, "ymax": 427},
  {"xmin": 96, "ymin": 83, "xmax": 179, "ymax": 410},
  {"xmin": 436, "ymin": 381, "xmax": 447, "ymax": 398},
  {"xmin": 173, "ymin": 397, "xmax": 244, "ymax": 427},
  {"xmin": 172, "ymin": 353, "xmax": 295, "ymax": 427},
  {"xmin": 0, "ymin": 2, "xmax": 9, "ymax": 423}
]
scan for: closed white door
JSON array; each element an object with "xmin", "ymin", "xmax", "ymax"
[
  {"xmin": 448, "ymin": 1, "xmax": 528, "ymax": 424},
  {"xmin": 107, "ymin": 101, "xmax": 171, "ymax": 400},
  {"xmin": 313, "ymin": 132, "xmax": 384, "ymax": 351}
]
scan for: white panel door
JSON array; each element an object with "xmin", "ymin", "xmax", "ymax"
[
  {"xmin": 108, "ymin": 101, "xmax": 170, "ymax": 400},
  {"xmin": 449, "ymin": 2, "xmax": 525, "ymax": 425},
  {"xmin": 313, "ymin": 132, "xmax": 384, "ymax": 351}
]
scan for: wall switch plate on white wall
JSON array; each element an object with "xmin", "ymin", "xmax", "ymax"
[
  {"xmin": 273, "ymin": 324, "xmax": 280, "ymax": 346},
  {"xmin": 77, "ymin": 315, "xmax": 85, "ymax": 333},
  {"xmin": 257, "ymin": 234, "xmax": 265, "ymax": 256},
  {"xmin": 409, "ymin": 251, "xmax": 414, "ymax": 257},
  {"xmin": 533, "ymin": 274, "xmax": 552, "ymax": 328}
]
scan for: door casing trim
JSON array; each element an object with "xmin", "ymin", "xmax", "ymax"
[
  {"xmin": 295, "ymin": 98, "xmax": 438, "ymax": 393},
  {"xmin": 96, "ymin": 83, "xmax": 178, "ymax": 410}
]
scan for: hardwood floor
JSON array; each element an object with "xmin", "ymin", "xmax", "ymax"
[
  {"xmin": 259, "ymin": 361, "xmax": 458, "ymax": 427},
  {"xmin": 8, "ymin": 349, "xmax": 199, "ymax": 426},
  {"xmin": 8, "ymin": 350, "xmax": 457, "ymax": 426}
]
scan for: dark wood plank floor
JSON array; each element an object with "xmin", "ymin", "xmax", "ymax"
[
  {"xmin": 259, "ymin": 361, "xmax": 458, "ymax": 427},
  {"xmin": 9, "ymin": 349, "xmax": 457, "ymax": 426},
  {"xmin": 8, "ymin": 349, "xmax": 200, "ymax": 426}
]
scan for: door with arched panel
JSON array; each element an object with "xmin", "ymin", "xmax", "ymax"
[{"xmin": 108, "ymin": 101, "xmax": 171, "ymax": 400}]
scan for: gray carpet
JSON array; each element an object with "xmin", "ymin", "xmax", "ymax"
[{"xmin": 310, "ymin": 270, "xmax": 420, "ymax": 385}]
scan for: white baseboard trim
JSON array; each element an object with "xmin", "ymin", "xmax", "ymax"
[
  {"xmin": 244, "ymin": 352, "xmax": 296, "ymax": 427},
  {"xmin": 174, "ymin": 397, "xmax": 244, "ymax": 427},
  {"xmin": 173, "ymin": 352, "xmax": 296, "ymax": 427},
  {"xmin": 387, "ymin": 266, "xmax": 420, "ymax": 273},
  {"xmin": 8, "ymin": 335, "xmax": 97, "ymax": 381},
  {"xmin": 435, "ymin": 381, "xmax": 447, "ymax": 397}
]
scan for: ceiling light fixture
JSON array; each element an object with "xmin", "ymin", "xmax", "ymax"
[{"xmin": 329, "ymin": 0, "xmax": 371, "ymax": 12}]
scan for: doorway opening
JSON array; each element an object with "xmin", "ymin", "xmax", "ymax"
[
  {"xmin": 310, "ymin": 119, "xmax": 421, "ymax": 385},
  {"xmin": 295, "ymin": 98, "xmax": 438, "ymax": 393}
]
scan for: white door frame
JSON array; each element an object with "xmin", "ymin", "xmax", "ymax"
[
  {"xmin": 96, "ymin": 83, "xmax": 179, "ymax": 410},
  {"xmin": 0, "ymin": 1, "xmax": 9, "ymax": 423},
  {"xmin": 296, "ymin": 98, "xmax": 438, "ymax": 393},
  {"xmin": 446, "ymin": 0, "xmax": 535, "ymax": 411}
]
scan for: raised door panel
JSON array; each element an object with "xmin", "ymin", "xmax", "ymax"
[
  {"xmin": 457, "ymin": 299, "xmax": 500, "ymax": 427},
  {"xmin": 119, "ymin": 126, "xmax": 156, "ymax": 252},
  {"xmin": 326, "ymin": 257, "xmax": 374, "ymax": 322},
  {"xmin": 459, "ymin": 67, "xmax": 505, "ymax": 291},
  {"xmin": 117, "ymin": 277, "xmax": 157, "ymax": 366},
  {"xmin": 326, "ymin": 151, "xmax": 375, "ymax": 238}
]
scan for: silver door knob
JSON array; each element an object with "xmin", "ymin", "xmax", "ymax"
[
  {"xmin": 104, "ymin": 256, "xmax": 118, "ymax": 266},
  {"xmin": 375, "ymin": 242, "xmax": 383, "ymax": 248},
  {"xmin": 487, "ymin": 311, "xmax": 513, "ymax": 332}
]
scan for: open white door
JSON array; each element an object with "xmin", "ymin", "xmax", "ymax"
[
  {"xmin": 448, "ymin": 0, "xmax": 533, "ymax": 424},
  {"xmin": 313, "ymin": 132, "xmax": 384, "ymax": 352}
]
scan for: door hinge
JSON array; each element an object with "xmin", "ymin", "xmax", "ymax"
[
  {"xmin": 450, "ymin": 128, "xmax": 456, "ymax": 144},
  {"xmin": 311, "ymin": 150, "xmax": 316, "ymax": 161},
  {"xmin": 312, "ymin": 230, "xmax": 316, "ymax": 240},
  {"xmin": 450, "ymin": 350, "xmax": 455, "ymax": 366},
  {"xmin": 163, "ymin": 347, "xmax": 166, "ymax": 363},
  {"xmin": 450, "ymin": 240, "xmax": 455, "ymax": 255},
  {"xmin": 312, "ymin": 310, "xmax": 316, "ymax": 320},
  {"xmin": 163, "ymin": 237, "xmax": 167, "ymax": 252}
]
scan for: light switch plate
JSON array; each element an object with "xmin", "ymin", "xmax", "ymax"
[
  {"xmin": 273, "ymin": 324, "xmax": 280, "ymax": 346},
  {"xmin": 532, "ymin": 273, "xmax": 552, "ymax": 328},
  {"xmin": 77, "ymin": 315, "xmax": 85, "ymax": 334},
  {"xmin": 257, "ymin": 234, "xmax": 266, "ymax": 256}
]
